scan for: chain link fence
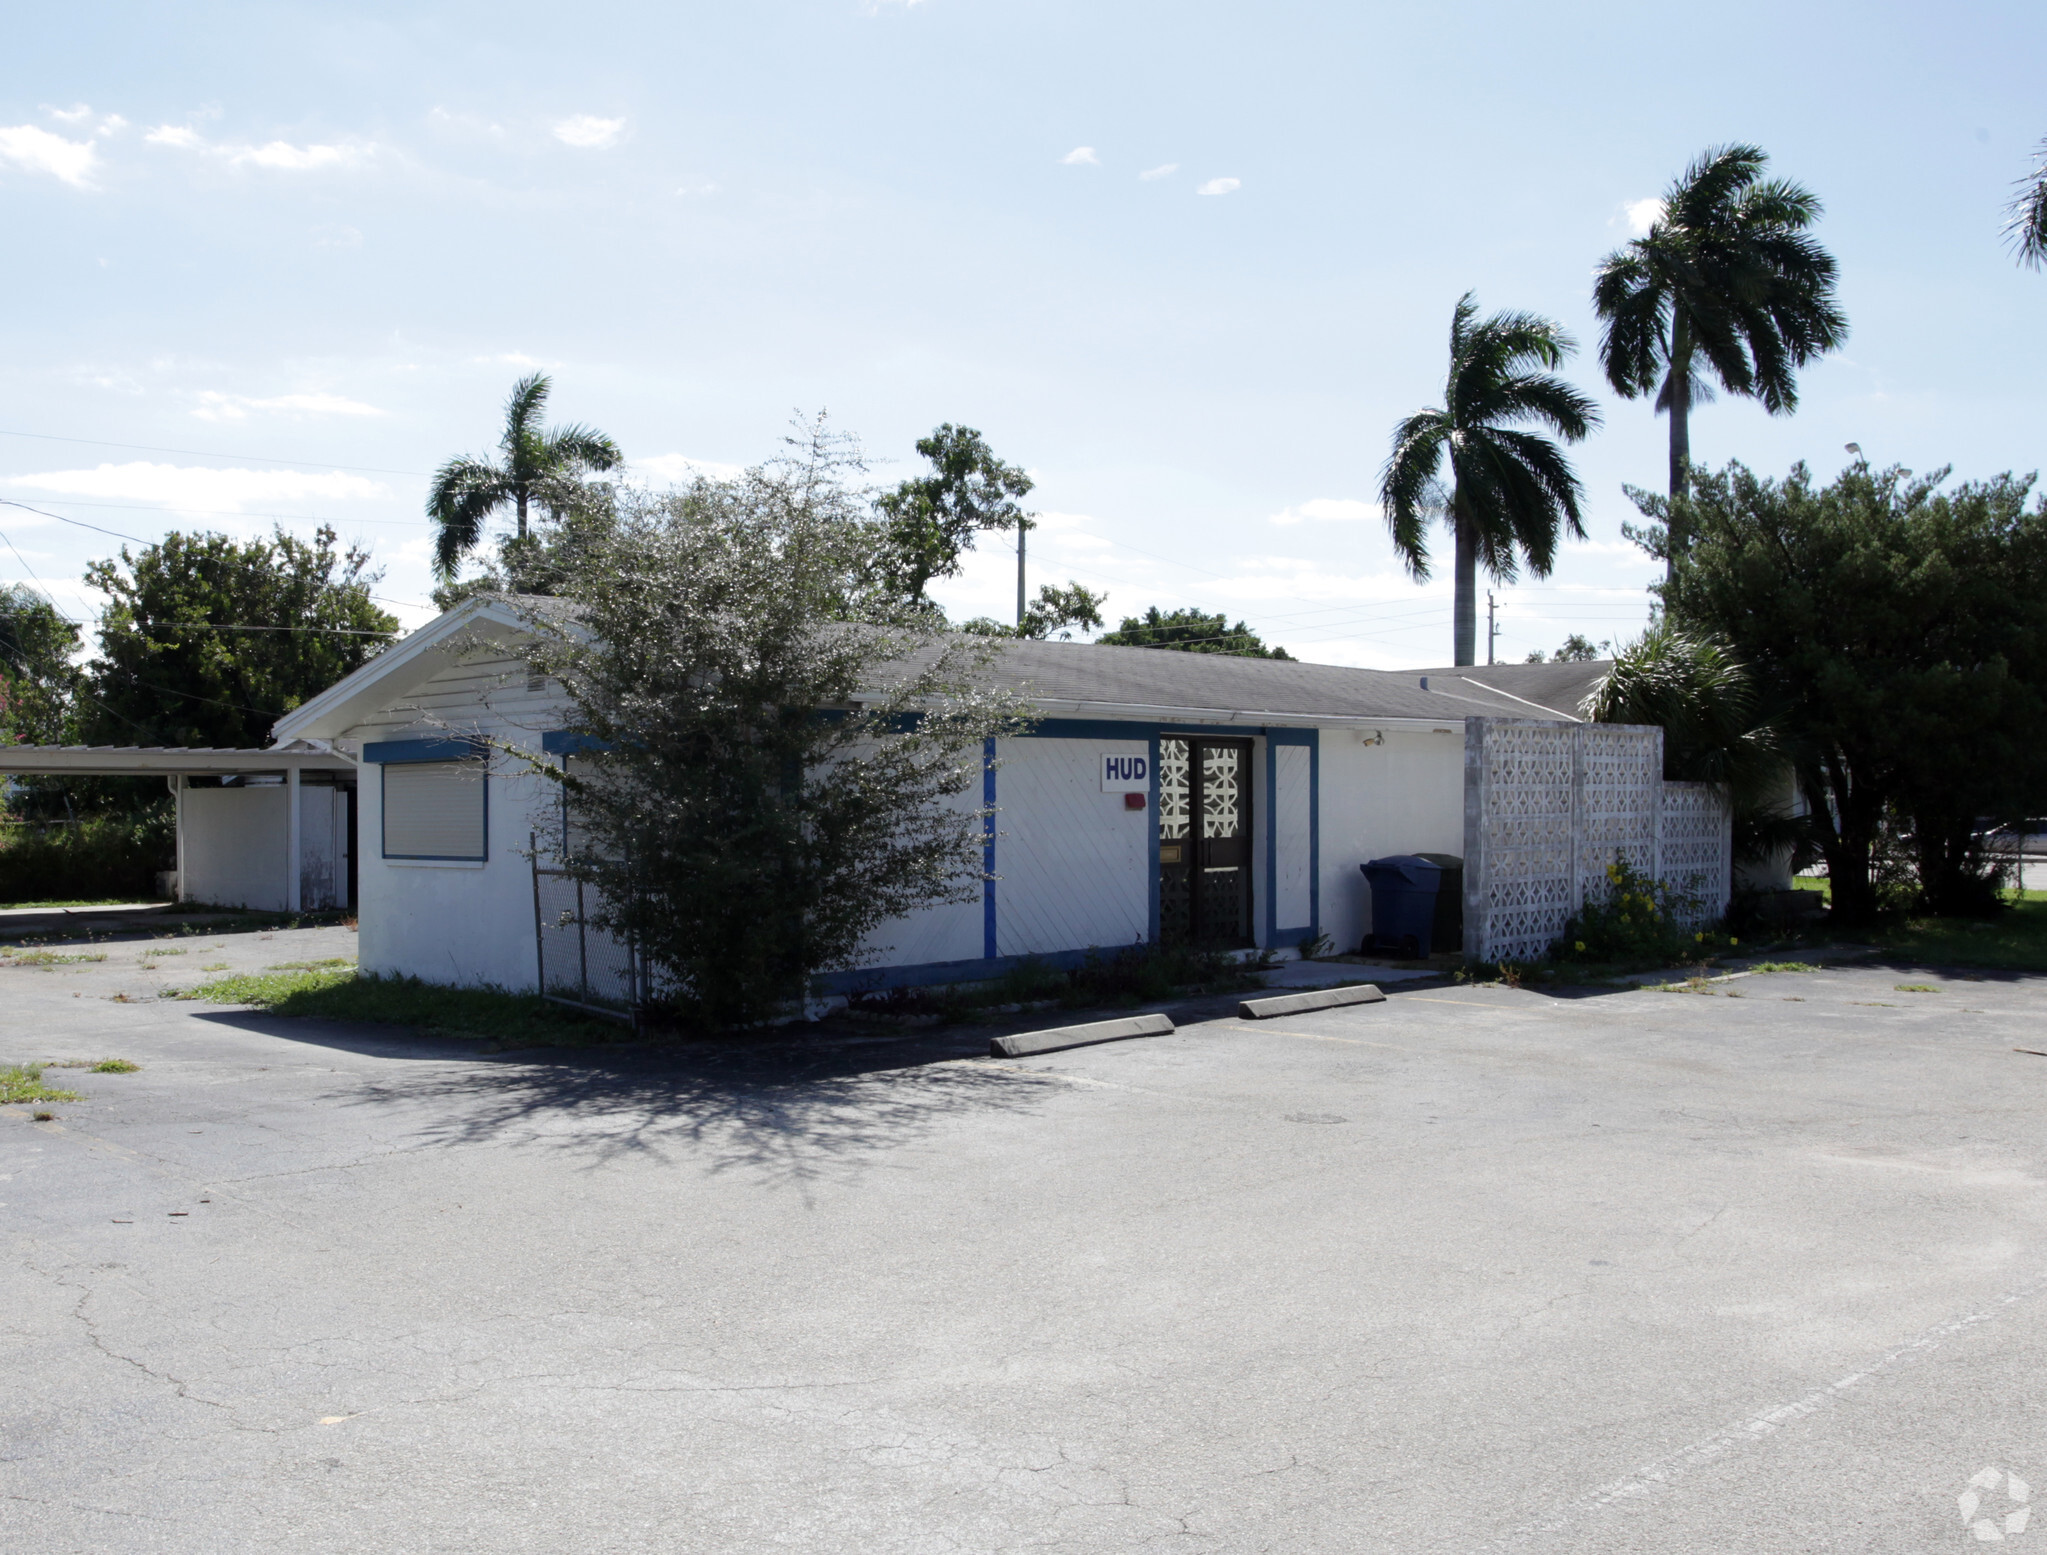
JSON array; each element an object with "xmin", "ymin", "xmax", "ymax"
[{"xmin": 532, "ymin": 860, "xmax": 643, "ymax": 1021}]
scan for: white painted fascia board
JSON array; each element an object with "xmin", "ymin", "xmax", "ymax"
[
  {"xmin": 1019, "ymin": 699, "xmax": 1473, "ymax": 731},
  {"xmin": 272, "ymin": 597, "xmax": 534, "ymax": 743},
  {"xmin": 0, "ymin": 747, "xmax": 357, "ymax": 776}
]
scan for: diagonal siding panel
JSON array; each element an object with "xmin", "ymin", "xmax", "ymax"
[
  {"xmin": 1273, "ymin": 745, "xmax": 1311, "ymax": 929},
  {"xmin": 994, "ymin": 738, "xmax": 1151, "ymax": 958}
]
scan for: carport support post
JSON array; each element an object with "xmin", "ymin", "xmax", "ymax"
[
  {"xmin": 286, "ymin": 766, "xmax": 302, "ymax": 914},
  {"xmin": 170, "ymin": 774, "xmax": 187, "ymax": 903}
]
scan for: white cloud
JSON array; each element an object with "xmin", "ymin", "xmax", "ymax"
[
  {"xmin": 554, "ymin": 115, "xmax": 625, "ymax": 149},
  {"xmin": 1060, "ymin": 146, "xmax": 1099, "ymax": 165},
  {"xmin": 191, "ymin": 392, "xmax": 386, "ymax": 422},
  {"xmin": 145, "ymin": 124, "xmax": 368, "ymax": 171},
  {"xmin": 45, "ymin": 104, "xmax": 94, "ymax": 125},
  {"xmin": 1268, "ymin": 497, "xmax": 1375, "ymax": 526},
  {"xmin": 237, "ymin": 140, "xmax": 354, "ymax": 171},
  {"xmin": 1197, "ymin": 176, "xmax": 1241, "ymax": 196},
  {"xmin": 1139, "ymin": 163, "xmax": 1178, "ymax": 181},
  {"xmin": 635, "ymin": 453, "xmax": 745, "ymax": 485},
  {"xmin": 1623, "ymin": 197, "xmax": 1663, "ymax": 235},
  {"xmin": 0, "ymin": 125, "xmax": 98, "ymax": 187},
  {"xmin": 3, "ymin": 463, "xmax": 390, "ymax": 513},
  {"xmin": 312, "ymin": 223, "xmax": 363, "ymax": 248},
  {"xmin": 475, "ymin": 351, "xmax": 546, "ymax": 368}
]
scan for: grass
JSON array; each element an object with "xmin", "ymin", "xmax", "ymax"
[
  {"xmin": 1870, "ymin": 899, "xmax": 2047, "ymax": 974},
  {"xmin": 1894, "ymin": 983, "xmax": 1942, "ymax": 993},
  {"xmin": 2, "ymin": 949, "xmax": 109, "ymax": 967},
  {"xmin": 1748, "ymin": 961, "xmax": 1822, "ymax": 974},
  {"xmin": 265, "ymin": 958, "xmax": 355, "ymax": 971},
  {"xmin": 1, "ymin": 1064, "xmax": 84, "ymax": 1104},
  {"xmin": 140, "ymin": 946, "xmax": 186, "ymax": 957},
  {"xmin": 200, "ymin": 961, "xmax": 230, "ymax": 971},
  {"xmin": 177, "ymin": 967, "xmax": 619, "ymax": 1046},
  {"xmin": 0, "ymin": 897, "xmax": 160, "ymax": 909}
]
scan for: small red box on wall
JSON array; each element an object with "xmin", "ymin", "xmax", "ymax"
[{"xmin": 1124, "ymin": 792, "xmax": 1146, "ymax": 810}]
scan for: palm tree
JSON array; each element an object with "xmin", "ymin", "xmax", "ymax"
[
  {"xmin": 1593, "ymin": 144, "xmax": 1846, "ymax": 567},
  {"xmin": 427, "ymin": 374, "xmax": 623, "ymax": 580},
  {"xmin": 2008, "ymin": 136, "xmax": 2047, "ymax": 268},
  {"xmin": 1381, "ymin": 294, "xmax": 1600, "ymax": 667}
]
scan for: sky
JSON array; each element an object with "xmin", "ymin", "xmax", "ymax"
[{"xmin": 3, "ymin": 0, "xmax": 2044, "ymax": 670}]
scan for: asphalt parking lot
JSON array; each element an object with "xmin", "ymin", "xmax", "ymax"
[{"xmin": 4, "ymin": 930, "xmax": 2046, "ymax": 1553}]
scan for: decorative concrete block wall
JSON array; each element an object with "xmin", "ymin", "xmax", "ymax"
[{"xmin": 1462, "ymin": 718, "xmax": 1732, "ymax": 964}]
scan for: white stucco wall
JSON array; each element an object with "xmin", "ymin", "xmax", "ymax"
[
  {"xmin": 356, "ymin": 754, "xmax": 550, "ymax": 990},
  {"xmin": 182, "ymin": 786, "xmax": 288, "ymax": 911},
  {"xmin": 1316, "ymin": 726, "xmax": 1468, "ymax": 955}
]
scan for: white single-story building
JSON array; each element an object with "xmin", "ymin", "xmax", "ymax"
[
  {"xmin": 0, "ymin": 743, "xmax": 357, "ymax": 912},
  {"xmin": 269, "ymin": 597, "xmax": 1719, "ymax": 1007}
]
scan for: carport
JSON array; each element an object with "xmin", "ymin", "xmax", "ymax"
[{"xmin": 0, "ymin": 742, "xmax": 358, "ymax": 911}]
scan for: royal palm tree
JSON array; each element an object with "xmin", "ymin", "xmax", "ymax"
[
  {"xmin": 1593, "ymin": 144, "xmax": 1846, "ymax": 570},
  {"xmin": 427, "ymin": 373, "xmax": 623, "ymax": 580},
  {"xmin": 1381, "ymin": 294, "xmax": 1600, "ymax": 667},
  {"xmin": 2008, "ymin": 136, "xmax": 2047, "ymax": 268}
]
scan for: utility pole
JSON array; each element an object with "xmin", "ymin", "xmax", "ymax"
[
  {"xmin": 1015, "ymin": 518, "xmax": 1029, "ymax": 629},
  {"xmin": 1486, "ymin": 590, "xmax": 1497, "ymax": 666}
]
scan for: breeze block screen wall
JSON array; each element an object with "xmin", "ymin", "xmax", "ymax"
[{"xmin": 1461, "ymin": 717, "xmax": 1733, "ymax": 964}]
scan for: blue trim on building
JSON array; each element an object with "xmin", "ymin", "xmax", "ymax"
[
  {"xmin": 363, "ymin": 736, "xmax": 483, "ymax": 765},
  {"xmin": 1262, "ymin": 727, "xmax": 1319, "ymax": 947},
  {"xmin": 540, "ymin": 731, "xmax": 615, "ymax": 756},
  {"xmin": 982, "ymin": 737, "xmax": 998, "ymax": 961},
  {"xmin": 1146, "ymin": 730, "xmax": 1162, "ymax": 945}
]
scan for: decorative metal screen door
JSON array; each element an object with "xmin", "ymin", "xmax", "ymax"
[{"xmin": 1157, "ymin": 737, "xmax": 1253, "ymax": 947}]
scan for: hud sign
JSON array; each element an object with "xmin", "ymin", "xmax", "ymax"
[{"xmin": 1101, "ymin": 752, "xmax": 1150, "ymax": 794}]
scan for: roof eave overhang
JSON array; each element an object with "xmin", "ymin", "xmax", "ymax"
[{"xmin": 270, "ymin": 596, "xmax": 534, "ymax": 743}]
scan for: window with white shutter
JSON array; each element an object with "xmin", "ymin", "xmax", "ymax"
[{"xmin": 382, "ymin": 760, "xmax": 487, "ymax": 860}]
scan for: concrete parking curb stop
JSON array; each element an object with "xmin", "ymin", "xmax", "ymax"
[
  {"xmin": 1238, "ymin": 984, "xmax": 1386, "ymax": 1019},
  {"xmin": 989, "ymin": 1012, "xmax": 1175, "ymax": 1058}
]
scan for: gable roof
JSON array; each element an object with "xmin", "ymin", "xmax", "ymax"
[{"xmin": 274, "ymin": 594, "xmax": 1605, "ymax": 742}]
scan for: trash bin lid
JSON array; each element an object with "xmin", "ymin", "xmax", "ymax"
[
  {"xmin": 1359, "ymin": 854, "xmax": 1443, "ymax": 887},
  {"xmin": 1413, "ymin": 851, "xmax": 1464, "ymax": 871}
]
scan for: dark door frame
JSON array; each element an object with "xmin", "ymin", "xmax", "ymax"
[{"xmin": 1157, "ymin": 734, "xmax": 1255, "ymax": 948}]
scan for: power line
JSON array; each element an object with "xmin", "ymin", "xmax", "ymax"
[
  {"xmin": 0, "ymin": 427, "xmax": 432, "ymax": 479},
  {"xmin": 2, "ymin": 494, "xmax": 427, "ymax": 528}
]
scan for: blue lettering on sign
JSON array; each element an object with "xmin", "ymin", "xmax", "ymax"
[{"xmin": 1102, "ymin": 753, "xmax": 1151, "ymax": 791}]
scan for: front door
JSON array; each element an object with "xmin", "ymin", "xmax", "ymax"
[{"xmin": 1158, "ymin": 737, "xmax": 1253, "ymax": 947}]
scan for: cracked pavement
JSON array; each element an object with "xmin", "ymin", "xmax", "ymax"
[{"xmin": 4, "ymin": 935, "xmax": 2047, "ymax": 1551}]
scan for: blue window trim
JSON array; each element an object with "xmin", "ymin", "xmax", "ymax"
[
  {"xmin": 1263, "ymin": 728, "xmax": 1319, "ymax": 947},
  {"xmin": 364, "ymin": 736, "xmax": 484, "ymax": 765},
  {"xmin": 379, "ymin": 757, "xmax": 489, "ymax": 863}
]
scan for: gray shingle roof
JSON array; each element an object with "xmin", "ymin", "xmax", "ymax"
[{"xmin": 960, "ymin": 637, "xmax": 1602, "ymax": 722}]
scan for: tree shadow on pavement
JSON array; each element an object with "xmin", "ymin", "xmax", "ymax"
[{"xmin": 202, "ymin": 1011, "xmax": 1060, "ymax": 1197}]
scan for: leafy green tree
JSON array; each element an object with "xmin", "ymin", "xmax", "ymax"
[
  {"xmin": 1380, "ymin": 293, "xmax": 1599, "ymax": 666},
  {"xmin": 1095, "ymin": 606, "xmax": 1293, "ymax": 659},
  {"xmin": 504, "ymin": 438, "xmax": 1033, "ymax": 1029},
  {"xmin": 1658, "ymin": 461, "xmax": 2047, "ymax": 922},
  {"xmin": 872, "ymin": 424, "xmax": 1034, "ymax": 610},
  {"xmin": 1593, "ymin": 144, "xmax": 1846, "ymax": 553},
  {"xmin": 0, "ymin": 585, "xmax": 81, "ymax": 746},
  {"xmin": 1524, "ymin": 633, "xmax": 1609, "ymax": 664},
  {"xmin": 960, "ymin": 582, "xmax": 1108, "ymax": 641},
  {"xmin": 85, "ymin": 526, "xmax": 400, "ymax": 748},
  {"xmin": 2009, "ymin": 136, "xmax": 2047, "ymax": 268},
  {"xmin": 428, "ymin": 373, "xmax": 622, "ymax": 581}
]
